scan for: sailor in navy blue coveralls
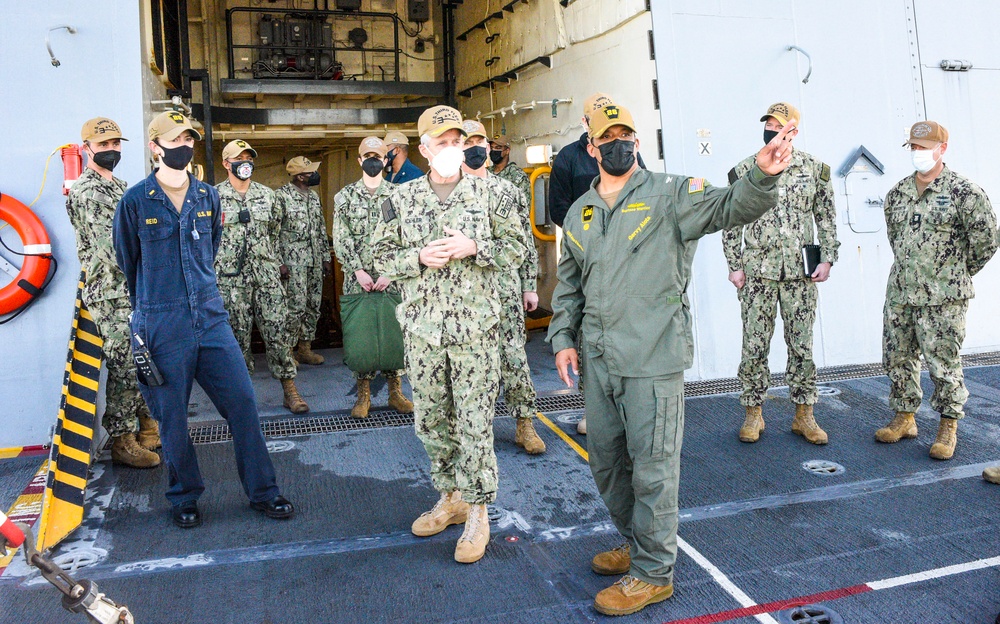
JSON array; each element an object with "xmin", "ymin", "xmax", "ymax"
[{"xmin": 114, "ymin": 111, "xmax": 292, "ymax": 527}]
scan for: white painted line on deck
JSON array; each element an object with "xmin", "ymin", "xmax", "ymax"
[
  {"xmin": 677, "ymin": 536, "xmax": 780, "ymax": 624},
  {"xmin": 867, "ymin": 554, "xmax": 1000, "ymax": 590}
]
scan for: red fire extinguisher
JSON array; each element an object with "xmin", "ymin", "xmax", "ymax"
[{"xmin": 61, "ymin": 144, "xmax": 82, "ymax": 195}]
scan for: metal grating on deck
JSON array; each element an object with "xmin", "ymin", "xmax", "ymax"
[{"xmin": 187, "ymin": 351, "xmax": 1000, "ymax": 444}]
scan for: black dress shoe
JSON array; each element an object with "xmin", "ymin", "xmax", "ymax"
[
  {"xmin": 250, "ymin": 495, "xmax": 294, "ymax": 519},
  {"xmin": 172, "ymin": 501, "xmax": 201, "ymax": 529}
]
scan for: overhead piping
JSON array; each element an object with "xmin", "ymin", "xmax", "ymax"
[{"xmin": 477, "ymin": 98, "xmax": 572, "ymax": 120}]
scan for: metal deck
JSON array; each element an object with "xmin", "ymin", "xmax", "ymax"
[{"xmin": 2, "ymin": 336, "xmax": 1000, "ymax": 623}]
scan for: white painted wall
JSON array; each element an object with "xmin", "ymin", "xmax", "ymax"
[
  {"xmin": 0, "ymin": 2, "xmax": 145, "ymax": 447},
  {"xmin": 651, "ymin": 0, "xmax": 1000, "ymax": 381}
]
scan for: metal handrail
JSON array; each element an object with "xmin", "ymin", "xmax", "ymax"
[{"xmin": 786, "ymin": 45, "xmax": 812, "ymax": 84}]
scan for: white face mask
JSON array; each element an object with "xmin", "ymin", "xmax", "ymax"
[
  {"xmin": 428, "ymin": 145, "xmax": 465, "ymax": 178},
  {"xmin": 911, "ymin": 147, "xmax": 939, "ymax": 174}
]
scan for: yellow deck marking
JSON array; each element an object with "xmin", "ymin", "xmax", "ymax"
[{"xmin": 536, "ymin": 412, "xmax": 589, "ymax": 462}]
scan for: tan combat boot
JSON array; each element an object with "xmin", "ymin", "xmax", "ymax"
[
  {"xmin": 351, "ymin": 379, "xmax": 371, "ymax": 419},
  {"xmin": 515, "ymin": 417, "xmax": 546, "ymax": 454},
  {"xmin": 929, "ymin": 418, "xmax": 958, "ymax": 460},
  {"xmin": 983, "ymin": 466, "xmax": 1000, "ymax": 484},
  {"xmin": 739, "ymin": 405, "xmax": 765, "ymax": 443},
  {"xmin": 111, "ymin": 433, "xmax": 160, "ymax": 469},
  {"xmin": 281, "ymin": 379, "xmax": 309, "ymax": 414},
  {"xmin": 387, "ymin": 376, "xmax": 414, "ymax": 413},
  {"xmin": 875, "ymin": 411, "xmax": 918, "ymax": 443},
  {"xmin": 791, "ymin": 404, "xmax": 828, "ymax": 445},
  {"xmin": 577, "ymin": 416, "xmax": 587, "ymax": 435},
  {"xmin": 136, "ymin": 414, "xmax": 161, "ymax": 451},
  {"xmin": 594, "ymin": 575, "xmax": 674, "ymax": 616},
  {"xmin": 296, "ymin": 340, "xmax": 324, "ymax": 365},
  {"xmin": 591, "ymin": 542, "xmax": 631, "ymax": 575},
  {"xmin": 454, "ymin": 503, "xmax": 490, "ymax": 564},
  {"xmin": 412, "ymin": 490, "xmax": 470, "ymax": 537}
]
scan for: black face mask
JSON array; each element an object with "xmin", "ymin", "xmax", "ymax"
[
  {"xmin": 464, "ymin": 145, "xmax": 489, "ymax": 170},
  {"xmin": 763, "ymin": 129, "xmax": 780, "ymax": 145},
  {"xmin": 230, "ymin": 160, "xmax": 254, "ymax": 181},
  {"xmin": 596, "ymin": 139, "xmax": 636, "ymax": 176},
  {"xmin": 91, "ymin": 149, "xmax": 121, "ymax": 172},
  {"xmin": 156, "ymin": 141, "xmax": 194, "ymax": 170},
  {"xmin": 489, "ymin": 149, "xmax": 504, "ymax": 165},
  {"xmin": 362, "ymin": 157, "xmax": 384, "ymax": 178},
  {"xmin": 306, "ymin": 171, "xmax": 321, "ymax": 186},
  {"xmin": 384, "ymin": 151, "xmax": 395, "ymax": 174}
]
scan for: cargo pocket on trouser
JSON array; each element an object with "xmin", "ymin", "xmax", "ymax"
[{"xmin": 651, "ymin": 382, "xmax": 682, "ymax": 460}]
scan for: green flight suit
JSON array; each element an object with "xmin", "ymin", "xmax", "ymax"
[{"xmin": 547, "ymin": 166, "xmax": 778, "ymax": 586}]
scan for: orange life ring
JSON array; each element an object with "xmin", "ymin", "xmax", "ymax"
[{"xmin": 0, "ymin": 193, "xmax": 53, "ymax": 314}]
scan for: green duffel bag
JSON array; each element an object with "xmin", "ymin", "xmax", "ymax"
[{"xmin": 339, "ymin": 290, "xmax": 405, "ymax": 374}]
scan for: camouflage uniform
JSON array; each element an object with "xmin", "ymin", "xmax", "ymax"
[
  {"xmin": 723, "ymin": 149, "xmax": 839, "ymax": 406},
  {"xmin": 495, "ymin": 161, "xmax": 531, "ymax": 201},
  {"xmin": 882, "ymin": 165, "xmax": 998, "ymax": 418},
  {"xmin": 274, "ymin": 182, "xmax": 328, "ymax": 345},
  {"xmin": 486, "ymin": 174, "xmax": 539, "ymax": 420},
  {"xmin": 215, "ymin": 180, "xmax": 296, "ymax": 380},
  {"xmin": 372, "ymin": 174, "xmax": 527, "ymax": 504},
  {"xmin": 332, "ymin": 178, "xmax": 402, "ymax": 381},
  {"xmin": 65, "ymin": 167, "xmax": 146, "ymax": 437}
]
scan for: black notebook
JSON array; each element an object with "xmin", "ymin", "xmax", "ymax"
[{"xmin": 802, "ymin": 244, "xmax": 821, "ymax": 277}]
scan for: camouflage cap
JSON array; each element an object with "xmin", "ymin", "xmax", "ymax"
[
  {"xmin": 588, "ymin": 104, "xmax": 637, "ymax": 139},
  {"xmin": 417, "ymin": 105, "xmax": 466, "ymax": 139},
  {"xmin": 760, "ymin": 102, "xmax": 801, "ymax": 127},
  {"xmin": 286, "ymin": 156, "xmax": 321, "ymax": 175},
  {"xmin": 221, "ymin": 139, "xmax": 257, "ymax": 161},
  {"xmin": 81, "ymin": 117, "xmax": 127, "ymax": 143},
  {"xmin": 359, "ymin": 136, "xmax": 388, "ymax": 158},
  {"xmin": 582, "ymin": 92, "xmax": 615, "ymax": 127},
  {"xmin": 490, "ymin": 135, "xmax": 511, "ymax": 148},
  {"xmin": 148, "ymin": 110, "xmax": 203, "ymax": 142},
  {"xmin": 903, "ymin": 120, "xmax": 949, "ymax": 148},
  {"xmin": 383, "ymin": 130, "xmax": 409, "ymax": 147},
  {"xmin": 461, "ymin": 120, "xmax": 489, "ymax": 140}
]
